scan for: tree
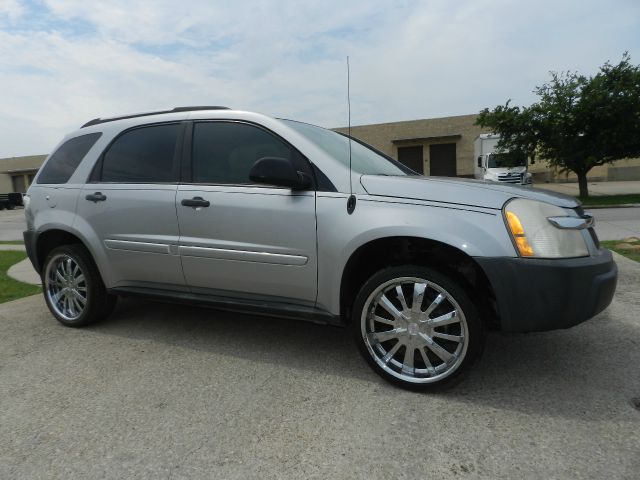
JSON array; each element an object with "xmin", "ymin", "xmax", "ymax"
[{"xmin": 476, "ymin": 53, "xmax": 640, "ymax": 197}]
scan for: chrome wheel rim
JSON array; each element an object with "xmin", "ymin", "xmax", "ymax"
[
  {"xmin": 44, "ymin": 254, "xmax": 88, "ymax": 321},
  {"xmin": 361, "ymin": 277, "xmax": 469, "ymax": 384}
]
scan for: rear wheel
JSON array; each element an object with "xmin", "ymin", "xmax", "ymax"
[
  {"xmin": 351, "ymin": 265, "xmax": 484, "ymax": 391},
  {"xmin": 42, "ymin": 244, "xmax": 117, "ymax": 327}
]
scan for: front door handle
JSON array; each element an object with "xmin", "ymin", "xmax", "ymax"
[
  {"xmin": 181, "ymin": 196, "xmax": 210, "ymax": 208},
  {"xmin": 85, "ymin": 192, "xmax": 107, "ymax": 202}
]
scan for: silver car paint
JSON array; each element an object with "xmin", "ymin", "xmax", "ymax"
[
  {"xmin": 313, "ymin": 192, "xmax": 514, "ymax": 313},
  {"xmin": 26, "ymin": 109, "xmax": 584, "ymax": 318},
  {"xmin": 176, "ymin": 184, "xmax": 317, "ymax": 303},
  {"xmin": 360, "ymin": 175, "xmax": 580, "ymax": 210},
  {"xmin": 76, "ymin": 183, "xmax": 186, "ymax": 289}
]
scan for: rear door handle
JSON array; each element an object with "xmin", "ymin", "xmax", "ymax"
[
  {"xmin": 181, "ymin": 196, "xmax": 210, "ymax": 208},
  {"xmin": 85, "ymin": 192, "xmax": 107, "ymax": 202}
]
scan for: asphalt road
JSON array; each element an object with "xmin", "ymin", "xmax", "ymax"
[
  {"xmin": 1, "ymin": 254, "xmax": 639, "ymax": 479},
  {"xmin": 590, "ymin": 208, "xmax": 640, "ymax": 240},
  {"xmin": 0, "ymin": 208, "xmax": 27, "ymax": 241}
]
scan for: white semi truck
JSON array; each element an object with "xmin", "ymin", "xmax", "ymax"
[{"xmin": 474, "ymin": 134, "xmax": 532, "ymax": 185}]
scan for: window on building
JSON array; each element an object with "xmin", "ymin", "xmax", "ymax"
[
  {"xmin": 192, "ymin": 122, "xmax": 295, "ymax": 184},
  {"xmin": 101, "ymin": 124, "xmax": 180, "ymax": 183},
  {"xmin": 37, "ymin": 133, "xmax": 102, "ymax": 184}
]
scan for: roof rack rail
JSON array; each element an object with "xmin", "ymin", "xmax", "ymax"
[{"xmin": 81, "ymin": 106, "xmax": 231, "ymax": 128}]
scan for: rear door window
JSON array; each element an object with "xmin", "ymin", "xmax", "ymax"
[
  {"xmin": 37, "ymin": 133, "xmax": 102, "ymax": 184},
  {"xmin": 100, "ymin": 123, "xmax": 181, "ymax": 183}
]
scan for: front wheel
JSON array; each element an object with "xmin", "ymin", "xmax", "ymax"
[
  {"xmin": 42, "ymin": 244, "xmax": 117, "ymax": 327},
  {"xmin": 351, "ymin": 265, "xmax": 484, "ymax": 391}
]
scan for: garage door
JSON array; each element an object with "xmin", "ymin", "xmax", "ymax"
[
  {"xmin": 397, "ymin": 146, "xmax": 423, "ymax": 174},
  {"xmin": 429, "ymin": 143, "xmax": 456, "ymax": 176}
]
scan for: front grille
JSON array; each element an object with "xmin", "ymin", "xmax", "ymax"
[{"xmin": 497, "ymin": 174, "xmax": 522, "ymax": 183}]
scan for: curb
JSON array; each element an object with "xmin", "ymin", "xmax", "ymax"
[
  {"xmin": 0, "ymin": 244, "xmax": 26, "ymax": 251},
  {"xmin": 581, "ymin": 204, "xmax": 640, "ymax": 209}
]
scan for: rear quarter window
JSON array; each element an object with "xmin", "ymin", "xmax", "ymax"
[{"xmin": 37, "ymin": 133, "xmax": 102, "ymax": 184}]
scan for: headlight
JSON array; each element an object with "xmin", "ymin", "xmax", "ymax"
[{"xmin": 503, "ymin": 198, "xmax": 588, "ymax": 258}]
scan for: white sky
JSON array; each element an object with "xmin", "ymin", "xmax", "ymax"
[{"xmin": 0, "ymin": 0, "xmax": 638, "ymax": 157}]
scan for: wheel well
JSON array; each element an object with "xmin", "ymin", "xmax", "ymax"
[
  {"xmin": 340, "ymin": 237, "xmax": 500, "ymax": 330},
  {"xmin": 36, "ymin": 230, "xmax": 85, "ymax": 273}
]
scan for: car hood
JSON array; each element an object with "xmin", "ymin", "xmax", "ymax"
[{"xmin": 360, "ymin": 175, "xmax": 580, "ymax": 210}]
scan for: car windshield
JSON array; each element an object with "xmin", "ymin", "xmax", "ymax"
[
  {"xmin": 488, "ymin": 152, "xmax": 527, "ymax": 168},
  {"xmin": 281, "ymin": 119, "xmax": 413, "ymax": 176}
]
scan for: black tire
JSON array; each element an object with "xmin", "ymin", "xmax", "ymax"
[
  {"xmin": 350, "ymin": 265, "xmax": 484, "ymax": 392},
  {"xmin": 6, "ymin": 204, "xmax": 15, "ymax": 210},
  {"xmin": 42, "ymin": 244, "xmax": 117, "ymax": 327}
]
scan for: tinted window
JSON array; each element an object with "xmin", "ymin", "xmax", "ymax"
[
  {"xmin": 282, "ymin": 119, "xmax": 411, "ymax": 176},
  {"xmin": 192, "ymin": 122, "xmax": 294, "ymax": 184},
  {"xmin": 37, "ymin": 133, "xmax": 102, "ymax": 184},
  {"xmin": 101, "ymin": 124, "xmax": 180, "ymax": 183}
]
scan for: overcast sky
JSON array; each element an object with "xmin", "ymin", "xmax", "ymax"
[{"xmin": 0, "ymin": 0, "xmax": 638, "ymax": 157}]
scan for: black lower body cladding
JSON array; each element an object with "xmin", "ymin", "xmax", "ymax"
[
  {"xmin": 23, "ymin": 230, "xmax": 39, "ymax": 273},
  {"xmin": 476, "ymin": 249, "xmax": 617, "ymax": 332}
]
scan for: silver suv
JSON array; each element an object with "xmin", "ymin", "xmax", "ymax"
[{"xmin": 24, "ymin": 106, "xmax": 617, "ymax": 390}]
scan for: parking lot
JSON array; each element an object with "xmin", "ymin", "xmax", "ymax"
[{"xmin": 1, "ymin": 220, "xmax": 639, "ymax": 479}]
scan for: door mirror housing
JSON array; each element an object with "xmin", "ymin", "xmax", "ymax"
[{"xmin": 249, "ymin": 157, "xmax": 311, "ymax": 190}]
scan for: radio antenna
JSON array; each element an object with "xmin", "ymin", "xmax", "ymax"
[{"xmin": 346, "ymin": 56, "xmax": 356, "ymax": 215}]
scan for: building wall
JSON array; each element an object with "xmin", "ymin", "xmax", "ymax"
[
  {"xmin": 335, "ymin": 114, "xmax": 640, "ymax": 182},
  {"xmin": 0, "ymin": 155, "xmax": 47, "ymax": 193},
  {"xmin": 335, "ymin": 114, "xmax": 488, "ymax": 177}
]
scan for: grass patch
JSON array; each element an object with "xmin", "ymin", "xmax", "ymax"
[
  {"xmin": 0, "ymin": 240, "xmax": 24, "ymax": 245},
  {"xmin": 601, "ymin": 239, "xmax": 640, "ymax": 263},
  {"xmin": 579, "ymin": 194, "xmax": 640, "ymax": 206},
  {"xmin": 0, "ymin": 251, "xmax": 41, "ymax": 304}
]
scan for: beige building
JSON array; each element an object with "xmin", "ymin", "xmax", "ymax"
[
  {"xmin": 0, "ymin": 155, "xmax": 46, "ymax": 193},
  {"xmin": 335, "ymin": 114, "xmax": 486, "ymax": 177},
  {"xmin": 336, "ymin": 114, "xmax": 640, "ymax": 182}
]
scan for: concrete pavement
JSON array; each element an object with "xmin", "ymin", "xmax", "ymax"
[
  {"xmin": 1, "ymin": 254, "xmax": 639, "ymax": 479},
  {"xmin": 535, "ymin": 180, "xmax": 640, "ymax": 197},
  {"xmin": 7, "ymin": 257, "xmax": 40, "ymax": 285},
  {"xmin": 0, "ymin": 243, "xmax": 40, "ymax": 285}
]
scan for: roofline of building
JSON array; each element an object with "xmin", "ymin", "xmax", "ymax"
[
  {"xmin": 334, "ymin": 112, "xmax": 480, "ymax": 131},
  {"xmin": 0, "ymin": 154, "xmax": 48, "ymax": 161},
  {"xmin": 2, "ymin": 168, "xmax": 40, "ymax": 174}
]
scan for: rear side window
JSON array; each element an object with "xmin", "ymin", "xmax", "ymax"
[
  {"xmin": 192, "ymin": 122, "xmax": 294, "ymax": 184},
  {"xmin": 100, "ymin": 123, "xmax": 180, "ymax": 183},
  {"xmin": 37, "ymin": 133, "xmax": 102, "ymax": 184}
]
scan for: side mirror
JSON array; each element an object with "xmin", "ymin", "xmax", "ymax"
[{"xmin": 249, "ymin": 157, "xmax": 311, "ymax": 190}]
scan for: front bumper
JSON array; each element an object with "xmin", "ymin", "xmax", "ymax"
[{"xmin": 476, "ymin": 249, "xmax": 617, "ymax": 332}]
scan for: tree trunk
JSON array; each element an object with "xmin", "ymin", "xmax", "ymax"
[{"xmin": 577, "ymin": 171, "xmax": 589, "ymax": 198}]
